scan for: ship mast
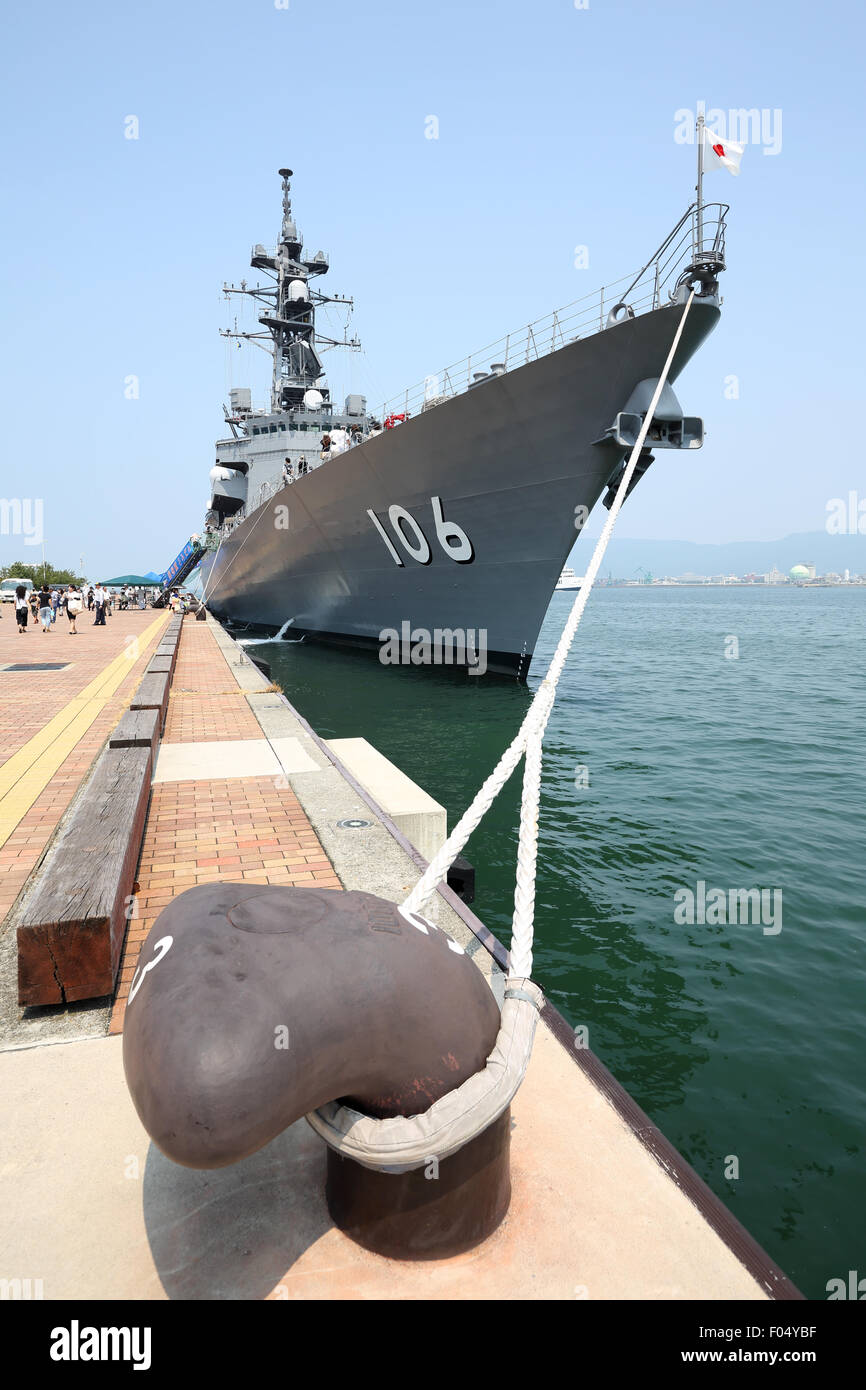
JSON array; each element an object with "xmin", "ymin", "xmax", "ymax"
[{"xmin": 221, "ymin": 168, "xmax": 360, "ymax": 413}]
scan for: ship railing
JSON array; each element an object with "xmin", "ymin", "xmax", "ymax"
[
  {"xmin": 379, "ymin": 202, "xmax": 727, "ymax": 422},
  {"xmin": 257, "ymin": 478, "xmax": 282, "ymax": 505},
  {"xmin": 250, "ymin": 458, "xmax": 327, "ymax": 510},
  {"xmin": 218, "ymin": 508, "xmax": 246, "ymax": 538}
]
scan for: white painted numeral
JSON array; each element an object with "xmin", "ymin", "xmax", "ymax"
[
  {"xmin": 388, "ymin": 506, "xmax": 432, "ymax": 564},
  {"xmin": 366, "ymin": 508, "xmax": 403, "ymax": 566},
  {"xmin": 431, "ymin": 494, "xmax": 473, "ymax": 562},
  {"xmin": 369, "ymin": 497, "xmax": 474, "ymax": 566}
]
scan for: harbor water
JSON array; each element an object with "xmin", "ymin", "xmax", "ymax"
[{"xmin": 261, "ymin": 586, "xmax": 865, "ymax": 1299}]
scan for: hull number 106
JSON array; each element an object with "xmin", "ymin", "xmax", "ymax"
[{"xmin": 367, "ymin": 496, "xmax": 475, "ymax": 566}]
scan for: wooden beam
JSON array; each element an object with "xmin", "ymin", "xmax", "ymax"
[{"xmin": 17, "ymin": 745, "xmax": 153, "ymax": 1006}]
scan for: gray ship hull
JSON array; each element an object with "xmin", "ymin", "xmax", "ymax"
[{"xmin": 201, "ymin": 302, "xmax": 719, "ymax": 675}]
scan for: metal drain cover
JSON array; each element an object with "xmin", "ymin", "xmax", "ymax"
[
  {"xmin": 2, "ymin": 663, "xmax": 71, "ymax": 672},
  {"xmin": 336, "ymin": 818, "xmax": 372, "ymax": 829}
]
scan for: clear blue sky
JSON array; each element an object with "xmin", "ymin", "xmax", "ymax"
[{"xmin": 1, "ymin": 0, "xmax": 863, "ymax": 577}]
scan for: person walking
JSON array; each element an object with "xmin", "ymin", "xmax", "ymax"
[
  {"xmin": 28, "ymin": 588, "xmax": 39, "ymax": 622},
  {"xmin": 14, "ymin": 585, "xmax": 29, "ymax": 634},
  {"xmin": 93, "ymin": 583, "xmax": 107, "ymax": 626},
  {"xmin": 37, "ymin": 584, "xmax": 53, "ymax": 633},
  {"xmin": 65, "ymin": 583, "xmax": 83, "ymax": 634}
]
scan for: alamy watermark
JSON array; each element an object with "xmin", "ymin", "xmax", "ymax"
[
  {"xmin": 826, "ymin": 1271, "xmax": 866, "ymax": 1300},
  {"xmin": 674, "ymin": 102, "xmax": 782, "ymax": 156},
  {"xmin": 826, "ymin": 492, "xmax": 866, "ymax": 535},
  {"xmin": 674, "ymin": 880, "xmax": 782, "ymax": 936},
  {"xmin": 379, "ymin": 622, "xmax": 488, "ymax": 675},
  {"xmin": 0, "ymin": 498, "xmax": 43, "ymax": 545},
  {"xmin": 50, "ymin": 1323, "xmax": 151, "ymax": 1370},
  {"xmin": 0, "ymin": 1278, "xmax": 44, "ymax": 1300}
]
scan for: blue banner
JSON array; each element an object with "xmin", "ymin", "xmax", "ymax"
[{"xmin": 161, "ymin": 540, "xmax": 195, "ymax": 586}]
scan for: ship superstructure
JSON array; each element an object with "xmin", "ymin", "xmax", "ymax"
[
  {"xmin": 199, "ymin": 168, "xmax": 727, "ymax": 676},
  {"xmin": 207, "ymin": 168, "xmax": 365, "ymax": 526}
]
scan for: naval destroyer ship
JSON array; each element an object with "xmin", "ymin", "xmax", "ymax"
[{"xmin": 196, "ymin": 168, "xmax": 727, "ymax": 675}]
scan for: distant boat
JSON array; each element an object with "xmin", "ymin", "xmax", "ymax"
[{"xmin": 555, "ymin": 567, "xmax": 583, "ymax": 591}]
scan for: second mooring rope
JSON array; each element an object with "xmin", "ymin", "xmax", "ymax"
[{"xmin": 402, "ymin": 292, "xmax": 696, "ymax": 981}]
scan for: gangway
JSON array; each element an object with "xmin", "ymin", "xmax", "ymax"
[{"xmin": 153, "ymin": 539, "xmax": 206, "ymax": 607}]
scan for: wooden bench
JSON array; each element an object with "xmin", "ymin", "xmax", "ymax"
[
  {"xmin": 17, "ymin": 744, "xmax": 154, "ymax": 1006},
  {"xmin": 146, "ymin": 656, "xmax": 174, "ymax": 677},
  {"xmin": 153, "ymin": 649, "xmax": 177, "ymax": 680},
  {"xmin": 130, "ymin": 672, "xmax": 170, "ymax": 729},
  {"xmin": 109, "ymin": 707, "xmax": 160, "ymax": 761}
]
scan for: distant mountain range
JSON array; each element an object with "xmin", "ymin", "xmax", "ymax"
[{"xmin": 568, "ymin": 531, "xmax": 866, "ymax": 579}]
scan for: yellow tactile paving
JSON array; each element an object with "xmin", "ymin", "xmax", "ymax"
[{"xmin": 0, "ymin": 614, "xmax": 168, "ymax": 849}]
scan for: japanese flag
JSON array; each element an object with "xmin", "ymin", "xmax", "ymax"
[{"xmin": 703, "ymin": 128, "xmax": 744, "ymax": 175}]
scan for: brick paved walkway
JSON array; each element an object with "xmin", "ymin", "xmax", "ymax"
[
  {"xmin": 110, "ymin": 619, "xmax": 341, "ymax": 1033},
  {"xmin": 162, "ymin": 621, "xmax": 263, "ymax": 742}
]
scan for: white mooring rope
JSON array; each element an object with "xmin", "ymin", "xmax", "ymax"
[
  {"xmin": 310, "ymin": 293, "xmax": 696, "ymax": 1168},
  {"xmin": 403, "ymin": 291, "xmax": 696, "ymax": 981}
]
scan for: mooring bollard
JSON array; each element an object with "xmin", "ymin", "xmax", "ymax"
[
  {"xmin": 122, "ymin": 882, "xmax": 511, "ymax": 1257},
  {"xmin": 325, "ymin": 1108, "xmax": 511, "ymax": 1259}
]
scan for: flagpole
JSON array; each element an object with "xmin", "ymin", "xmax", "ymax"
[{"xmin": 696, "ymin": 111, "xmax": 705, "ymax": 258}]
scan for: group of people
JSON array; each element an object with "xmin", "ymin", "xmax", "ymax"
[
  {"xmin": 168, "ymin": 590, "xmax": 193, "ymax": 615},
  {"xmin": 317, "ymin": 423, "xmax": 381, "ymax": 463},
  {"xmin": 213, "ymin": 418, "xmax": 395, "ymax": 538},
  {"xmin": 278, "ymin": 422, "xmax": 384, "ymax": 488},
  {"xmin": 12, "ymin": 583, "xmax": 117, "ymax": 635}
]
